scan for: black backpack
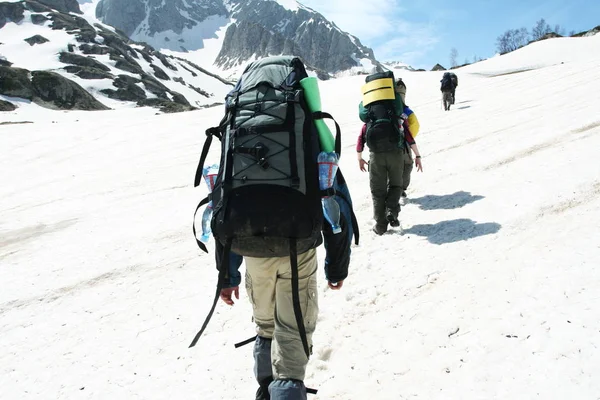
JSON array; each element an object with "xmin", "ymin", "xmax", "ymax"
[
  {"xmin": 194, "ymin": 56, "xmax": 338, "ymax": 258},
  {"xmin": 440, "ymin": 72, "xmax": 455, "ymax": 91},
  {"xmin": 363, "ymin": 71, "xmax": 404, "ymax": 153}
]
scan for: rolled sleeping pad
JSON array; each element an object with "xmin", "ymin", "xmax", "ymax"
[
  {"xmin": 365, "ymin": 70, "xmax": 395, "ymax": 83},
  {"xmin": 361, "ymin": 78, "xmax": 396, "ymax": 106},
  {"xmin": 300, "ymin": 77, "xmax": 335, "ymax": 153}
]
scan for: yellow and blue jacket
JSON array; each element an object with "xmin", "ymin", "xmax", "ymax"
[{"xmin": 403, "ymin": 106, "xmax": 420, "ymax": 137}]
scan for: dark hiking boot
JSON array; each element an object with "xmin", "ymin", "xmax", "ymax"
[
  {"xmin": 256, "ymin": 377, "xmax": 273, "ymax": 400},
  {"xmin": 372, "ymin": 225, "xmax": 387, "ymax": 235},
  {"xmin": 256, "ymin": 386, "xmax": 269, "ymax": 400},
  {"xmin": 386, "ymin": 212, "xmax": 400, "ymax": 228}
]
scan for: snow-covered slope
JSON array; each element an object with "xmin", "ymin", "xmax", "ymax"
[
  {"xmin": 0, "ymin": 1, "xmax": 234, "ymax": 111},
  {"xmin": 382, "ymin": 60, "xmax": 416, "ymax": 72},
  {"xmin": 1, "ymin": 34, "xmax": 600, "ymax": 399}
]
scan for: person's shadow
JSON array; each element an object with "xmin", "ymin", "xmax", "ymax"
[
  {"xmin": 408, "ymin": 191, "xmax": 484, "ymax": 210},
  {"xmin": 403, "ymin": 219, "xmax": 501, "ymax": 245}
]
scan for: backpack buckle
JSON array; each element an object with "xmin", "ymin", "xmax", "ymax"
[
  {"xmin": 258, "ymin": 157, "xmax": 270, "ymax": 170},
  {"xmin": 320, "ymin": 188, "xmax": 336, "ymax": 197},
  {"xmin": 291, "ymin": 177, "xmax": 300, "ymax": 188},
  {"xmin": 253, "ymin": 142, "xmax": 270, "ymax": 169}
]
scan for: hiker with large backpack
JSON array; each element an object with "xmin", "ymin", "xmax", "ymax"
[
  {"xmin": 440, "ymin": 72, "xmax": 458, "ymax": 110},
  {"xmin": 357, "ymin": 72, "xmax": 423, "ymax": 235},
  {"xmin": 190, "ymin": 56, "xmax": 358, "ymax": 400}
]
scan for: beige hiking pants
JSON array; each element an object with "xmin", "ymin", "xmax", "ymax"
[{"xmin": 244, "ymin": 248, "xmax": 318, "ymax": 381}]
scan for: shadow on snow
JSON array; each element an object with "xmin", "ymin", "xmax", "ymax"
[
  {"xmin": 403, "ymin": 218, "xmax": 501, "ymax": 245},
  {"xmin": 407, "ymin": 191, "xmax": 484, "ymax": 210}
]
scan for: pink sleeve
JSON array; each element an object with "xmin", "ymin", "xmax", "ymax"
[
  {"xmin": 403, "ymin": 121, "xmax": 415, "ymax": 145},
  {"xmin": 356, "ymin": 124, "xmax": 367, "ymax": 152}
]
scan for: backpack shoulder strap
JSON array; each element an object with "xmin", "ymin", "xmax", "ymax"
[
  {"xmin": 289, "ymin": 238, "xmax": 311, "ymax": 359},
  {"xmin": 194, "ymin": 126, "xmax": 223, "ymax": 187},
  {"xmin": 312, "ymin": 111, "xmax": 341, "ymax": 156},
  {"xmin": 189, "ymin": 238, "xmax": 232, "ymax": 348}
]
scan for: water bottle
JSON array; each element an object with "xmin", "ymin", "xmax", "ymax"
[
  {"xmin": 200, "ymin": 205, "xmax": 212, "ymax": 243},
  {"xmin": 318, "ymin": 152, "xmax": 342, "ymax": 234},
  {"xmin": 200, "ymin": 164, "xmax": 219, "ymax": 243}
]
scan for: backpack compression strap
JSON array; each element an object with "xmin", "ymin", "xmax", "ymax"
[
  {"xmin": 313, "ymin": 111, "xmax": 341, "ymax": 156},
  {"xmin": 189, "ymin": 238, "xmax": 232, "ymax": 348},
  {"xmin": 290, "ymin": 238, "xmax": 311, "ymax": 359},
  {"xmin": 192, "ymin": 196, "xmax": 209, "ymax": 253}
]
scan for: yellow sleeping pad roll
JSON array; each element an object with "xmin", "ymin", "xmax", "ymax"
[{"xmin": 361, "ymin": 78, "xmax": 395, "ymax": 106}]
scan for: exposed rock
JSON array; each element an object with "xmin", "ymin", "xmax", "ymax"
[
  {"xmin": 97, "ymin": 0, "xmax": 227, "ymax": 37},
  {"xmin": 112, "ymin": 74, "xmax": 141, "ymax": 89},
  {"xmin": 63, "ymin": 65, "xmax": 114, "ymax": 80},
  {"xmin": 0, "ymin": 66, "xmax": 35, "ymax": 100},
  {"xmin": 187, "ymin": 84, "xmax": 209, "ymax": 98},
  {"xmin": 431, "ymin": 63, "xmax": 446, "ymax": 71},
  {"xmin": 59, "ymin": 52, "xmax": 111, "ymax": 71},
  {"xmin": 31, "ymin": 13, "xmax": 49, "ymax": 25},
  {"xmin": 170, "ymin": 91, "xmax": 190, "ymax": 106},
  {"xmin": 0, "ymin": 99, "xmax": 17, "ymax": 111},
  {"xmin": 154, "ymin": 52, "xmax": 177, "ymax": 71},
  {"xmin": 0, "ymin": 2, "xmax": 25, "ymax": 29},
  {"xmin": 48, "ymin": 11, "xmax": 91, "ymax": 31},
  {"xmin": 111, "ymin": 54, "xmax": 144, "ymax": 75},
  {"xmin": 572, "ymin": 25, "xmax": 600, "ymax": 37},
  {"xmin": 34, "ymin": 0, "xmax": 82, "ymax": 14},
  {"xmin": 101, "ymin": 87, "xmax": 146, "ymax": 102},
  {"xmin": 150, "ymin": 64, "xmax": 170, "ymax": 80},
  {"xmin": 101, "ymin": 74, "xmax": 146, "ymax": 101},
  {"xmin": 137, "ymin": 98, "xmax": 195, "ymax": 113},
  {"xmin": 95, "ymin": 0, "xmax": 147, "ymax": 36},
  {"xmin": 140, "ymin": 76, "xmax": 169, "ymax": 98},
  {"xmin": 173, "ymin": 77, "xmax": 185, "ymax": 85},
  {"xmin": 31, "ymin": 70, "xmax": 110, "ymax": 110},
  {"xmin": 96, "ymin": 26, "xmax": 136, "ymax": 57},
  {"xmin": 174, "ymin": 57, "xmax": 232, "ymax": 85},
  {"xmin": 0, "ymin": 120, "xmax": 34, "ymax": 125},
  {"xmin": 179, "ymin": 63, "xmax": 197, "ymax": 77},
  {"xmin": 0, "ymin": 57, "xmax": 13, "ymax": 67},
  {"xmin": 79, "ymin": 44, "xmax": 111, "ymax": 55},
  {"xmin": 46, "ymin": 11, "xmax": 97, "ymax": 44},
  {"xmin": 24, "ymin": 34, "xmax": 50, "ymax": 46},
  {"xmin": 135, "ymin": 48, "xmax": 153, "ymax": 63},
  {"xmin": 22, "ymin": 1, "xmax": 53, "ymax": 13},
  {"xmin": 539, "ymin": 32, "xmax": 562, "ymax": 40}
]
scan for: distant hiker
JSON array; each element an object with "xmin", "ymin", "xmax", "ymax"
[
  {"xmin": 440, "ymin": 72, "xmax": 458, "ymax": 110},
  {"xmin": 357, "ymin": 73, "xmax": 423, "ymax": 235},
  {"xmin": 190, "ymin": 56, "xmax": 358, "ymax": 400},
  {"xmin": 394, "ymin": 78, "xmax": 422, "ymax": 198}
]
